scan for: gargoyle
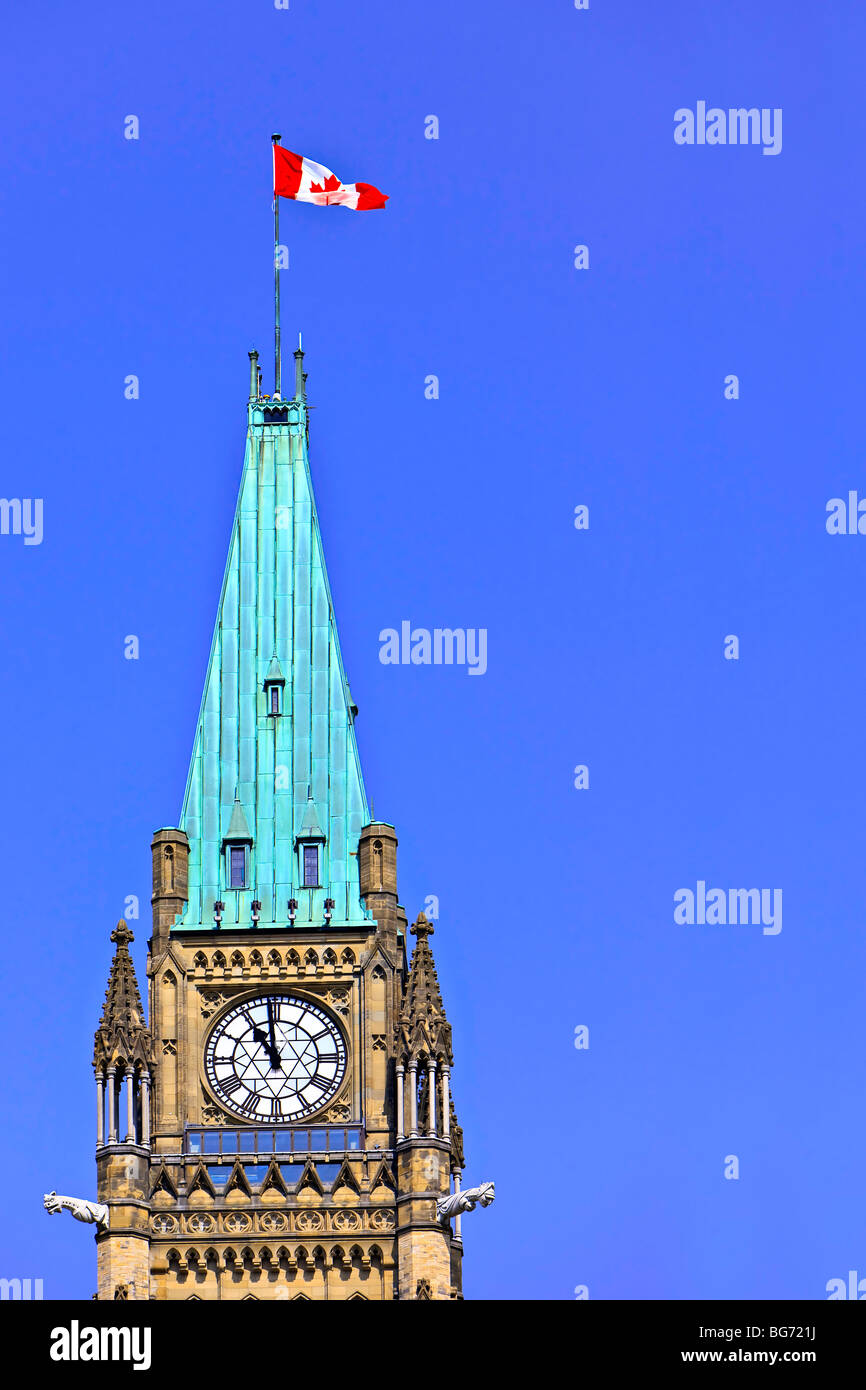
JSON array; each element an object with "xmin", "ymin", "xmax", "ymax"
[
  {"xmin": 43, "ymin": 1192, "xmax": 108, "ymax": 1230},
  {"xmin": 437, "ymin": 1181, "xmax": 495, "ymax": 1223}
]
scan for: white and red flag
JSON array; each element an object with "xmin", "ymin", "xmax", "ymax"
[{"xmin": 273, "ymin": 146, "xmax": 388, "ymax": 211}]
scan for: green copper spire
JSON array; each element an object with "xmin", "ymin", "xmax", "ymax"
[{"xmin": 175, "ymin": 351, "xmax": 371, "ymax": 931}]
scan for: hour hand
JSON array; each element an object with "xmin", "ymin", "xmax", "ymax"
[
  {"xmin": 251, "ymin": 1025, "xmax": 280, "ymax": 1068},
  {"xmin": 252, "ymin": 1027, "xmax": 280, "ymax": 1071}
]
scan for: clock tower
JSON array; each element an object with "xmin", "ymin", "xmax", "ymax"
[{"xmin": 91, "ymin": 346, "xmax": 471, "ymax": 1300}]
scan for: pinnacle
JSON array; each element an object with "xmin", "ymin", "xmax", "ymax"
[
  {"xmin": 94, "ymin": 918, "xmax": 153, "ymax": 1068},
  {"xmin": 110, "ymin": 919, "xmax": 133, "ymax": 947},
  {"xmin": 411, "ymin": 911, "xmax": 433, "ymax": 939},
  {"xmin": 398, "ymin": 911, "xmax": 452, "ymax": 1064}
]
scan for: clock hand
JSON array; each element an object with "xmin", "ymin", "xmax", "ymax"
[
  {"xmin": 251, "ymin": 1024, "xmax": 280, "ymax": 1069},
  {"xmin": 266, "ymin": 1000, "xmax": 282, "ymax": 1071}
]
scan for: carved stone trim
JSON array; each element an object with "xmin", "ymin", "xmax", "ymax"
[
  {"xmin": 223, "ymin": 1211, "xmax": 252, "ymax": 1235},
  {"xmin": 293, "ymin": 1210, "xmax": 323, "ymax": 1234},
  {"xmin": 367, "ymin": 1209, "xmax": 395, "ymax": 1231},
  {"xmin": 185, "ymin": 1212, "xmax": 215, "ymax": 1235},
  {"xmin": 200, "ymin": 991, "xmax": 227, "ymax": 1020},
  {"xmin": 258, "ymin": 1211, "xmax": 288, "ymax": 1234},
  {"xmin": 151, "ymin": 1214, "xmax": 178, "ymax": 1235},
  {"xmin": 330, "ymin": 1210, "xmax": 360, "ymax": 1233}
]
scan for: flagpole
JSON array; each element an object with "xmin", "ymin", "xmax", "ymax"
[{"xmin": 272, "ymin": 132, "xmax": 282, "ymax": 398}]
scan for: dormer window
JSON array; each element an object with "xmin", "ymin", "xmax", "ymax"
[
  {"xmin": 296, "ymin": 788, "xmax": 326, "ymax": 893},
  {"xmin": 230, "ymin": 846, "xmax": 247, "ymax": 889},
  {"xmin": 263, "ymin": 653, "xmax": 286, "ymax": 718},
  {"xmin": 302, "ymin": 844, "xmax": 320, "ymax": 887},
  {"xmin": 222, "ymin": 794, "xmax": 254, "ymax": 894}
]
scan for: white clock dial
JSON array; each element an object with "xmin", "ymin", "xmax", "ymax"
[{"xmin": 204, "ymin": 995, "xmax": 347, "ymax": 1122}]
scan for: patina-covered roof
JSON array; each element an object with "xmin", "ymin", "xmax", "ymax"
[{"xmin": 174, "ymin": 354, "xmax": 370, "ymax": 931}]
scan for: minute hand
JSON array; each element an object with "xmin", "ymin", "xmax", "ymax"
[{"xmin": 266, "ymin": 1001, "xmax": 281, "ymax": 1069}]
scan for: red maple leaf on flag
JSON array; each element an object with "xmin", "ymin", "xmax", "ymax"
[
  {"xmin": 273, "ymin": 144, "xmax": 388, "ymax": 209},
  {"xmin": 308, "ymin": 171, "xmax": 351, "ymax": 206},
  {"xmin": 309, "ymin": 174, "xmax": 342, "ymax": 194}
]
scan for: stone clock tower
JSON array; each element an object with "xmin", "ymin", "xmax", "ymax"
[{"xmin": 90, "ymin": 346, "xmax": 480, "ymax": 1301}]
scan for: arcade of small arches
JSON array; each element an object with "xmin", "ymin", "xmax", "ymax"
[
  {"xmin": 160, "ymin": 1242, "xmax": 391, "ymax": 1299},
  {"xmin": 189, "ymin": 945, "xmax": 357, "ymax": 979}
]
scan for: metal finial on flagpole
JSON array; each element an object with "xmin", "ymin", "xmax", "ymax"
[{"xmin": 271, "ymin": 133, "xmax": 282, "ymax": 398}]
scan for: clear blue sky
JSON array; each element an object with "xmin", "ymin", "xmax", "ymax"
[{"xmin": 1, "ymin": 0, "xmax": 865, "ymax": 1300}]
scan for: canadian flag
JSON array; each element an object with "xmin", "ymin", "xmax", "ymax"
[{"xmin": 273, "ymin": 145, "xmax": 388, "ymax": 211}]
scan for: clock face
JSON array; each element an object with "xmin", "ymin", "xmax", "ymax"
[{"xmin": 204, "ymin": 994, "xmax": 347, "ymax": 1122}]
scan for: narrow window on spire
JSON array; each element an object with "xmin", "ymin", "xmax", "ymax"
[
  {"xmin": 302, "ymin": 845, "xmax": 319, "ymax": 888},
  {"xmin": 230, "ymin": 846, "xmax": 247, "ymax": 889},
  {"xmin": 373, "ymin": 839, "xmax": 383, "ymax": 890},
  {"xmin": 263, "ymin": 658, "xmax": 285, "ymax": 717}
]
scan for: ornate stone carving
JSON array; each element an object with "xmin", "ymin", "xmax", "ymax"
[
  {"xmin": 186, "ymin": 1212, "xmax": 215, "ymax": 1234},
  {"xmin": 200, "ymin": 990, "xmax": 227, "ymax": 1019},
  {"xmin": 259, "ymin": 1211, "xmax": 287, "ymax": 1234},
  {"xmin": 331, "ymin": 1210, "xmax": 360, "ymax": 1232},
  {"xmin": 368, "ymin": 1209, "xmax": 394, "ymax": 1231},
  {"xmin": 201, "ymin": 1104, "xmax": 224, "ymax": 1124},
  {"xmin": 151, "ymin": 1214, "xmax": 178, "ymax": 1234},
  {"xmin": 294, "ymin": 1210, "xmax": 323, "ymax": 1233},
  {"xmin": 43, "ymin": 1192, "xmax": 108, "ymax": 1230},
  {"xmin": 223, "ymin": 1211, "xmax": 251, "ymax": 1235},
  {"xmin": 326, "ymin": 1103, "xmax": 350, "ymax": 1122},
  {"xmin": 436, "ymin": 1181, "xmax": 495, "ymax": 1223},
  {"xmin": 327, "ymin": 987, "xmax": 349, "ymax": 1015}
]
